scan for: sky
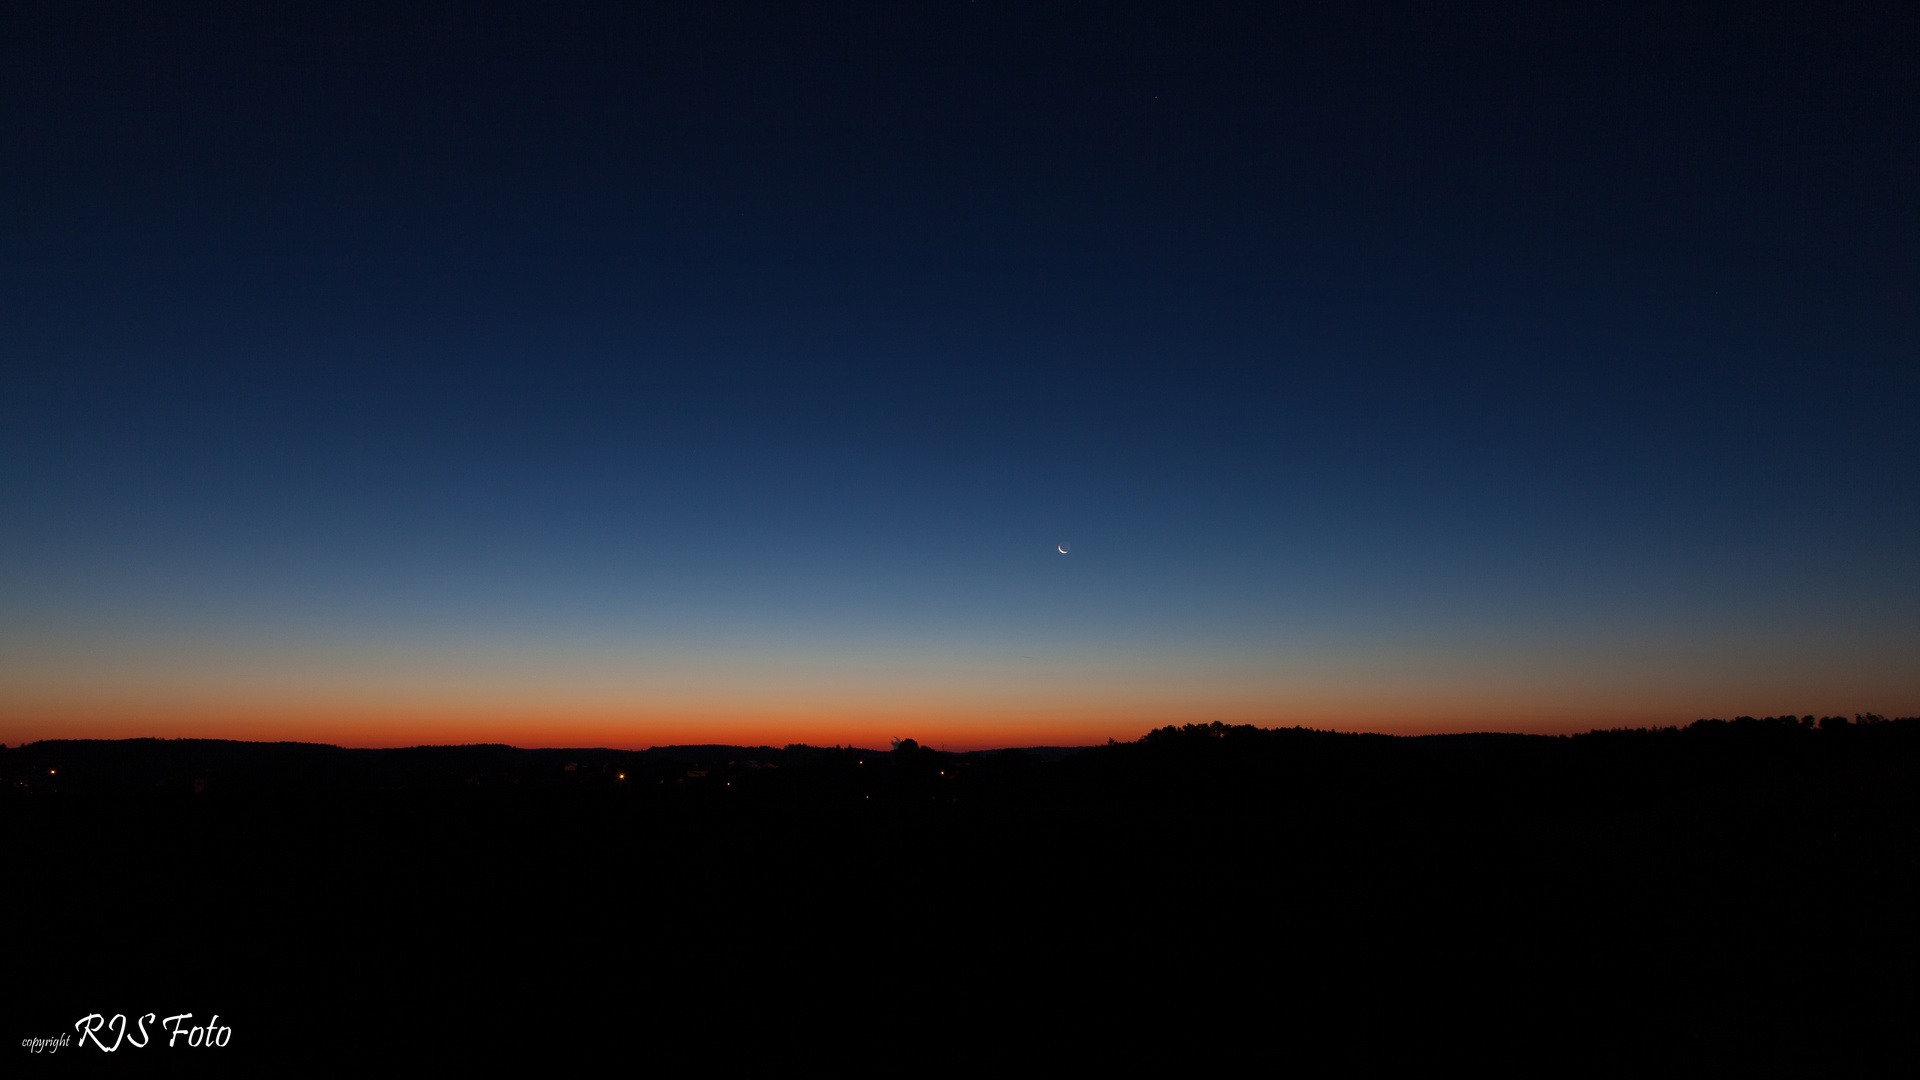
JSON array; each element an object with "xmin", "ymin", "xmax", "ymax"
[{"xmin": 2, "ymin": 2, "xmax": 1916, "ymax": 749}]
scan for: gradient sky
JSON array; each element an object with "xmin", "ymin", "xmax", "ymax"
[{"xmin": 3, "ymin": 2, "xmax": 1916, "ymax": 748}]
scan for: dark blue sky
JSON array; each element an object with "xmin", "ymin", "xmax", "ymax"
[{"xmin": 3, "ymin": 2, "xmax": 1916, "ymax": 744}]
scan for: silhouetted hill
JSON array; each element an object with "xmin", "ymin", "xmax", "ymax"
[{"xmin": 4, "ymin": 716, "xmax": 1914, "ymax": 1072}]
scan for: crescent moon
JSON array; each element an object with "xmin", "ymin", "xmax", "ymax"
[{"xmin": 1058, "ymin": 544, "xmax": 1069, "ymax": 554}]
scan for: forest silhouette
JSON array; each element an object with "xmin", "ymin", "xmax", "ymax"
[{"xmin": 5, "ymin": 716, "xmax": 1914, "ymax": 1071}]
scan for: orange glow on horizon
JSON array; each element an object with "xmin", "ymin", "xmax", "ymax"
[
  {"xmin": 0, "ymin": 695, "xmax": 1717, "ymax": 751},
  {"xmin": 0, "ymin": 702, "xmax": 1215, "ymax": 750},
  {"xmin": 8, "ymin": 628, "xmax": 1908, "ymax": 750}
]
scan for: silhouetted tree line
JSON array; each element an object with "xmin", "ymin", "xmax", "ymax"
[
  {"xmin": 4, "ymin": 715, "xmax": 1915, "ymax": 808},
  {"xmin": 5, "ymin": 715, "xmax": 1915, "ymax": 1073}
]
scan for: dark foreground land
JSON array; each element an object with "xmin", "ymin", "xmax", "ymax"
[{"xmin": 5, "ymin": 717, "xmax": 1916, "ymax": 1071}]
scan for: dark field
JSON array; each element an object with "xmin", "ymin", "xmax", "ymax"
[{"xmin": 6, "ymin": 718, "xmax": 1916, "ymax": 1072}]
